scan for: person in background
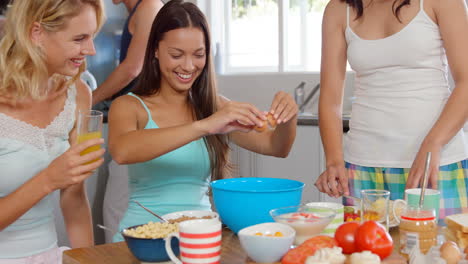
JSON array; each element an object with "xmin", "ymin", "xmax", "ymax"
[
  {"xmin": 91, "ymin": 0, "xmax": 163, "ymax": 105},
  {"xmin": 315, "ymin": 0, "xmax": 468, "ymax": 221},
  {"xmin": 108, "ymin": 0, "xmax": 298, "ymax": 241},
  {"xmin": 0, "ymin": 0, "xmax": 106, "ymax": 263},
  {"xmin": 0, "ymin": 0, "xmax": 9, "ymax": 37}
]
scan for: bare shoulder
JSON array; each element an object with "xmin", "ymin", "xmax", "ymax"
[
  {"xmin": 110, "ymin": 94, "xmax": 140, "ymax": 112},
  {"xmin": 75, "ymin": 78, "xmax": 92, "ymax": 110},
  {"xmin": 323, "ymin": 0, "xmax": 347, "ymax": 28},
  {"xmin": 430, "ymin": 0, "xmax": 467, "ymax": 12},
  {"xmin": 325, "ymin": 0, "xmax": 347, "ymax": 12},
  {"xmin": 136, "ymin": 0, "xmax": 163, "ymax": 16},
  {"xmin": 108, "ymin": 94, "xmax": 146, "ymax": 129},
  {"xmin": 109, "ymin": 94, "xmax": 148, "ymax": 119},
  {"xmin": 430, "ymin": 0, "xmax": 467, "ymax": 23}
]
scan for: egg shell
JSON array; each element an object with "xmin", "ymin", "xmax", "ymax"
[
  {"xmin": 254, "ymin": 113, "xmax": 277, "ymax": 132},
  {"xmin": 254, "ymin": 120, "xmax": 267, "ymax": 132},
  {"xmin": 266, "ymin": 113, "xmax": 277, "ymax": 129}
]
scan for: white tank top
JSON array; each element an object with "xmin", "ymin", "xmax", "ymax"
[
  {"xmin": 0, "ymin": 85, "xmax": 77, "ymax": 258},
  {"xmin": 344, "ymin": 0, "xmax": 468, "ymax": 167}
]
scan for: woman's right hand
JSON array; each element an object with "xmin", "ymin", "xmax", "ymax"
[
  {"xmin": 198, "ymin": 101, "xmax": 266, "ymax": 135},
  {"xmin": 40, "ymin": 138, "xmax": 105, "ymax": 192},
  {"xmin": 314, "ymin": 164, "xmax": 349, "ymax": 198}
]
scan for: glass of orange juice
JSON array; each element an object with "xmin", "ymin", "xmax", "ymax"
[
  {"xmin": 360, "ymin": 189, "xmax": 390, "ymax": 230},
  {"xmin": 77, "ymin": 110, "xmax": 103, "ymax": 163}
]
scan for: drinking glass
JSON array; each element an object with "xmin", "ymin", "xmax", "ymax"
[
  {"xmin": 77, "ymin": 110, "xmax": 103, "ymax": 163},
  {"xmin": 360, "ymin": 189, "xmax": 390, "ymax": 230}
]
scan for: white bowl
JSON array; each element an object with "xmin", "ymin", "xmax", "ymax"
[
  {"xmin": 161, "ymin": 210, "xmax": 219, "ymax": 222},
  {"xmin": 238, "ymin": 222, "xmax": 295, "ymax": 263},
  {"xmin": 305, "ymin": 202, "xmax": 344, "ymax": 236}
]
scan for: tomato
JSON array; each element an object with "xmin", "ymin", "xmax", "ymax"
[
  {"xmin": 281, "ymin": 236, "xmax": 337, "ymax": 264},
  {"xmin": 334, "ymin": 221, "xmax": 360, "ymax": 254},
  {"xmin": 355, "ymin": 221, "xmax": 393, "ymax": 259}
]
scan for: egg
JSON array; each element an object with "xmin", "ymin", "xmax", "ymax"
[
  {"xmin": 266, "ymin": 113, "xmax": 277, "ymax": 129},
  {"xmin": 253, "ymin": 120, "xmax": 267, "ymax": 132},
  {"xmin": 254, "ymin": 113, "xmax": 277, "ymax": 132},
  {"xmin": 440, "ymin": 241, "xmax": 462, "ymax": 264}
]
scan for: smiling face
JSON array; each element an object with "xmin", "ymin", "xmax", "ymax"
[
  {"xmin": 39, "ymin": 4, "xmax": 97, "ymax": 77},
  {"xmin": 156, "ymin": 27, "xmax": 206, "ymax": 94}
]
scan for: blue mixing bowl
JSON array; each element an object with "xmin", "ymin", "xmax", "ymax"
[
  {"xmin": 122, "ymin": 224, "xmax": 180, "ymax": 262},
  {"xmin": 211, "ymin": 177, "xmax": 304, "ymax": 233}
]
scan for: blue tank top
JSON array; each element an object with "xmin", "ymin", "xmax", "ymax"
[
  {"xmin": 113, "ymin": 93, "xmax": 211, "ymax": 242},
  {"xmin": 0, "ymin": 86, "xmax": 76, "ymax": 258},
  {"xmin": 113, "ymin": 0, "xmax": 142, "ymax": 99}
]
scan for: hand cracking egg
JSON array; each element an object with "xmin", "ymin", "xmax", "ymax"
[{"xmin": 254, "ymin": 113, "xmax": 277, "ymax": 132}]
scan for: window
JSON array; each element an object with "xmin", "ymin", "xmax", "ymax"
[{"xmin": 206, "ymin": 0, "xmax": 330, "ymax": 73}]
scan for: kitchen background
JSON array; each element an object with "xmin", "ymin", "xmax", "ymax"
[{"xmin": 53, "ymin": 0, "xmax": 468, "ymax": 246}]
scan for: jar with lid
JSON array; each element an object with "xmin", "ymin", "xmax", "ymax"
[{"xmin": 399, "ymin": 206, "xmax": 437, "ymax": 259}]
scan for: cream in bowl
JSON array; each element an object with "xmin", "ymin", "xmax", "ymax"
[{"xmin": 270, "ymin": 205, "xmax": 336, "ymax": 245}]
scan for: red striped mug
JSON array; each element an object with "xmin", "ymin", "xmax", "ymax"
[{"xmin": 165, "ymin": 218, "xmax": 222, "ymax": 264}]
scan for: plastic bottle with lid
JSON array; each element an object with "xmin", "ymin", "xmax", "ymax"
[{"xmin": 399, "ymin": 206, "xmax": 437, "ymax": 259}]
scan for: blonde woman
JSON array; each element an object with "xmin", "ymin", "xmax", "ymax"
[{"xmin": 0, "ymin": 0, "xmax": 105, "ymax": 262}]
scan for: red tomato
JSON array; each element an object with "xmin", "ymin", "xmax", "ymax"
[
  {"xmin": 355, "ymin": 221, "xmax": 393, "ymax": 259},
  {"xmin": 334, "ymin": 221, "xmax": 360, "ymax": 254},
  {"xmin": 281, "ymin": 236, "xmax": 337, "ymax": 264}
]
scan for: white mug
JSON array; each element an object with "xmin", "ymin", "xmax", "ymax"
[
  {"xmin": 164, "ymin": 219, "xmax": 222, "ymax": 264},
  {"xmin": 392, "ymin": 188, "xmax": 441, "ymax": 224}
]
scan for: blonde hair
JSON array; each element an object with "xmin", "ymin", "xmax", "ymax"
[{"xmin": 0, "ymin": 0, "xmax": 105, "ymax": 102}]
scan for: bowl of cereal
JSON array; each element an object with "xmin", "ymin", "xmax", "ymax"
[
  {"xmin": 121, "ymin": 221, "xmax": 180, "ymax": 262},
  {"xmin": 162, "ymin": 210, "xmax": 219, "ymax": 224}
]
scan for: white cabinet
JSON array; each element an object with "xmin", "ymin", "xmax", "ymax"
[{"xmin": 231, "ymin": 126, "xmax": 325, "ymax": 203}]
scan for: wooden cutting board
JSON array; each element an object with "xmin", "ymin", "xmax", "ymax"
[{"xmin": 246, "ymin": 260, "xmax": 281, "ymax": 264}]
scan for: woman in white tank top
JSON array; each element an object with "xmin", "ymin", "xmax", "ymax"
[{"xmin": 316, "ymin": 0, "xmax": 468, "ymax": 221}]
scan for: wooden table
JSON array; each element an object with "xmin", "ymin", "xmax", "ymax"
[{"xmin": 63, "ymin": 228, "xmax": 407, "ymax": 264}]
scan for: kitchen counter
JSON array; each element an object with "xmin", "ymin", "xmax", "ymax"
[
  {"xmin": 298, "ymin": 113, "xmax": 350, "ymax": 132},
  {"xmin": 63, "ymin": 227, "xmax": 406, "ymax": 264}
]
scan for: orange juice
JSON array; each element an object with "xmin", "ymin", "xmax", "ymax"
[{"xmin": 77, "ymin": 131, "xmax": 102, "ymax": 163}]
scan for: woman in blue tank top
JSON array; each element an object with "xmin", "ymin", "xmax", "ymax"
[
  {"xmin": 108, "ymin": 0, "xmax": 298, "ymax": 241},
  {"xmin": 0, "ymin": 0, "xmax": 106, "ymax": 262}
]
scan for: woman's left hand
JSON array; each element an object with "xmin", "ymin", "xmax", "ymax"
[
  {"xmin": 406, "ymin": 143, "xmax": 442, "ymax": 190},
  {"xmin": 269, "ymin": 91, "xmax": 298, "ymax": 124}
]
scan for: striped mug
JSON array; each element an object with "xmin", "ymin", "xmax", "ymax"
[{"xmin": 165, "ymin": 218, "xmax": 222, "ymax": 264}]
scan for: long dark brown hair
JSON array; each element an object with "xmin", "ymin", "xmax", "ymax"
[
  {"xmin": 342, "ymin": 0, "xmax": 411, "ymax": 22},
  {"xmin": 132, "ymin": 0, "xmax": 231, "ymax": 181}
]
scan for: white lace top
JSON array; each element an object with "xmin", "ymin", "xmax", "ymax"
[{"xmin": 0, "ymin": 85, "xmax": 76, "ymax": 258}]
